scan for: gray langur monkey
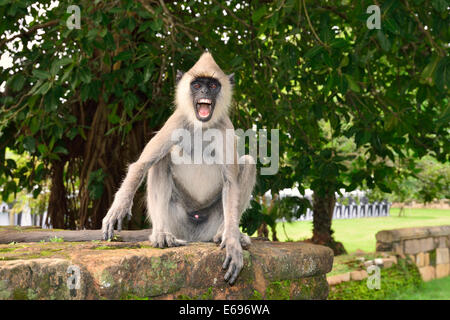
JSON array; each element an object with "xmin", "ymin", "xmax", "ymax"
[{"xmin": 102, "ymin": 52, "xmax": 256, "ymax": 285}]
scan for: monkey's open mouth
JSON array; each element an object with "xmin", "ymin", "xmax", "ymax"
[{"xmin": 195, "ymin": 98, "xmax": 213, "ymax": 121}]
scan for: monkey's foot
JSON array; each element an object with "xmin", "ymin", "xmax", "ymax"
[
  {"xmin": 149, "ymin": 232, "xmax": 187, "ymax": 248},
  {"xmin": 213, "ymin": 232, "xmax": 251, "ymax": 249}
]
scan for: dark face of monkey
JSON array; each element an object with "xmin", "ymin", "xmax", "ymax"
[{"xmin": 190, "ymin": 77, "xmax": 221, "ymax": 122}]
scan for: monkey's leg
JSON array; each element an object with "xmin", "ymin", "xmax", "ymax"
[
  {"xmin": 146, "ymin": 158, "xmax": 187, "ymax": 248},
  {"xmin": 214, "ymin": 156, "xmax": 256, "ymax": 247}
]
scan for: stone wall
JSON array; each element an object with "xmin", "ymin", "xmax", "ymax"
[
  {"xmin": 376, "ymin": 225, "xmax": 450, "ymax": 281},
  {"xmin": 0, "ymin": 230, "xmax": 334, "ymax": 300}
]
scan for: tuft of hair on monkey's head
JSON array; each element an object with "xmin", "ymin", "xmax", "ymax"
[{"xmin": 175, "ymin": 52, "xmax": 235, "ymax": 126}]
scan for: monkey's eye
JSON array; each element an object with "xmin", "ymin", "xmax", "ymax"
[
  {"xmin": 193, "ymin": 83, "xmax": 201, "ymax": 89},
  {"xmin": 210, "ymin": 83, "xmax": 217, "ymax": 89}
]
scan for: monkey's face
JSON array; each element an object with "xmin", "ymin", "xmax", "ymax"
[{"xmin": 190, "ymin": 77, "xmax": 221, "ymax": 122}]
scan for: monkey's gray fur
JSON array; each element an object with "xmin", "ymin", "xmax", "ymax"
[{"xmin": 102, "ymin": 52, "xmax": 256, "ymax": 285}]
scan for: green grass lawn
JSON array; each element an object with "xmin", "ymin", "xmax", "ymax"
[
  {"xmin": 273, "ymin": 208, "xmax": 450, "ymax": 253},
  {"xmin": 390, "ymin": 276, "xmax": 450, "ymax": 300}
]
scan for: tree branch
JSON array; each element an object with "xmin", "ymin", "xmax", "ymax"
[{"xmin": 0, "ymin": 19, "xmax": 59, "ymax": 50}]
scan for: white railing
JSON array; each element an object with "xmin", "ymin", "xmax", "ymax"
[{"xmin": 295, "ymin": 200, "xmax": 391, "ymax": 221}]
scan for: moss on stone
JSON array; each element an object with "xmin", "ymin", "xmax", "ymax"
[
  {"xmin": 176, "ymin": 287, "xmax": 214, "ymax": 300},
  {"xmin": 27, "ymin": 288, "xmax": 38, "ymax": 300},
  {"xmin": 266, "ymin": 280, "xmax": 291, "ymax": 300},
  {"xmin": 199, "ymin": 287, "xmax": 214, "ymax": 300},
  {"xmin": 12, "ymin": 288, "xmax": 28, "ymax": 300},
  {"xmin": 0, "ymin": 280, "xmax": 11, "ymax": 299},
  {"xmin": 120, "ymin": 293, "xmax": 150, "ymax": 300},
  {"xmin": 39, "ymin": 249, "xmax": 63, "ymax": 257},
  {"xmin": 98, "ymin": 270, "xmax": 115, "ymax": 289},
  {"xmin": 249, "ymin": 289, "xmax": 263, "ymax": 300}
]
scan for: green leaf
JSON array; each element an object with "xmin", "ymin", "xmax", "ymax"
[
  {"xmin": 344, "ymin": 74, "xmax": 360, "ymax": 92},
  {"xmin": 252, "ymin": 6, "xmax": 266, "ymax": 23},
  {"xmin": 433, "ymin": 57, "xmax": 449, "ymax": 91},
  {"xmin": 138, "ymin": 21, "xmax": 153, "ymax": 33},
  {"xmin": 108, "ymin": 113, "xmax": 121, "ymax": 124},
  {"xmin": 29, "ymin": 80, "xmax": 43, "ymax": 95},
  {"xmin": 51, "ymin": 57, "xmax": 73, "ymax": 76},
  {"xmin": 78, "ymin": 68, "xmax": 92, "ymax": 84},
  {"xmin": 420, "ymin": 55, "xmax": 440, "ymax": 85},
  {"xmin": 30, "ymin": 117, "xmax": 40, "ymax": 134},
  {"xmin": 114, "ymin": 50, "xmax": 133, "ymax": 62},
  {"xmin": 60, "ymin": 64, "xmax": 74, "ymax": 83},
  {"xmin": 87, "ymin": 28, "xmax": 99, "ymax": 40},
  {"xmin": 330, "ymin": 38, "xmax": 348, "ymax": 49},
  {"xmin": 304, "ymin": 45, "xmax": 324, "ymax": 59},
  {"xmin": 384, "ymin": 18, "xmax": 400, "ymax": 35},
  {"xmin": 8, "ymin": 74, "xmax": 25, "ymax": 92},
  {"xmin": 376, "ymin": 30, "xmax": 391, "ymax": 52},
  {"xmin": 36, "ymin": 82, "xmax": 51, "ymax": 95},
  {"xmin": 150, "ymin": 19, "xmax": 163, "ymax": 31},
  {"xmin": 53, "ymin": 146, "xmax": 69, "ymax": 155},
  {"xmin": 339, "ymin": 55, "xmax": 349, "ymax": 68},
  {"xmin": 32, "ymin": 69, "xmax": 51, "ymax": 80},
  {"xmin": 23, "ymin": 136, "xmax": 36, "ymax": 153},
  {"xmin": 37, "ymin": 144, "xmax": 48, "ymax": 156},
  {"xmin": 432, "ymin": 0, "xmax": 447, "ymax": 12}
]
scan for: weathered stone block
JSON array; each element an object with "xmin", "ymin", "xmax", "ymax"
[
  {"xmin": 404, "ymin": 237, "xmax": 434, "ymax": 255},
  {"xmin": 424, "ymin": 252, "xmax": 430, "ymax": 266},
  {"xmin": 364, "ymin": 260, "xmax": 374, "ymax": 268},
  {"xmin": 392, "ymin": 242, "xmax": 403, "ymax": 254},
  {"xmin": 436, "ymin": 264, "xmax": 449, "ymax": 279},
  {"xmin": 350, "ymin": 270, "xmax": 368, "ymax": 281},
  {"xmin": 436, "ymin": 236, "xmax": 448, "ymax": 248},
  {"xmin": 415, "ymin": 252, "xmax": 425, "ymax": 267},
  {"xmin": 327, "ymin": 275, "xmax": 342, "ymax": 286},
  {"xmin": 376, "ymin": 226, "xmax": 450, "ymax": 243},
  {"xmin": 418, "ymin": 266, "xmax": 435, "ymax": 282},
  {"xmin": 374, "ymin": 258, "xmax": 384, "ymax": 266},
  {"xmin": 0, "ymin": 239, "xmax": 334, "ymax": 300},
  {"xmin": 339, "ymin": 272, "xmax": 350, "ymax": 282},
  {"xmin": 436, "ymin": 248, "xmax": 449, "ymax": 264},
  {"xmin": 382, "ymin": 256, "xmax": 397, "ymax": 268},
  {"xmin": 376, "ymin": 226, "xmax": 450, "ymax": 256}
]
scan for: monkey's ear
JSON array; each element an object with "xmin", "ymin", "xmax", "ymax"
[
  {"xmin": 176, "ymin": 70, "xmax": 184, "ymax": 84},
  {"xmin": 228, "ymin": 73, "xmax": 235, "ymax": 85}
]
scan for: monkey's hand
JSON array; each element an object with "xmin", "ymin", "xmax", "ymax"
[
  {"xmin": 101, "ymin": 200, "xmax": 132, "ymax": 240},
  {"xmin": 220, "ymin": 232, "xmax": 244, "ymax": 285},
  {"xmin": 149, "ymin": 231, "xmax": 187, "ymax": 248}
]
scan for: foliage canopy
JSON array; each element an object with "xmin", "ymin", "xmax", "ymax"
[{"xmin": 0, "ymin": 1, "xmax": 448, "ymax": 238}]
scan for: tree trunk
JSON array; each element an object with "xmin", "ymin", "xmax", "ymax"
[
  {"xmin": 271, "ymin": 226, "xmax": 278, "ymax": 242},
  {"xmin": 257, "ymin": 221, "xmax": 269, "ymax": 238},
  {"xmin": 311, "ymin": 189, "xmax": 346, "ymax": 255},
  {"xmin": 47, "ymin": 160, "xmax": 69, "ymax": 229}
]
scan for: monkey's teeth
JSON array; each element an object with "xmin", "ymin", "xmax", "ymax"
[{"xmin": 198, "ymin": 98, "xmax": 212, "ymax": 104}]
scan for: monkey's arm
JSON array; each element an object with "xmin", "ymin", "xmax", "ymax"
[
  {"xmin": 220, "ymin": 165, "xmax": 243, "ymax": 285},
  {"xmin": 102, "ymin": 113, "xmax": 181, "ymax": 240},
  {"xmin": 219, "ymin": 126, "xmax": 244, "ymax": 284}
]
